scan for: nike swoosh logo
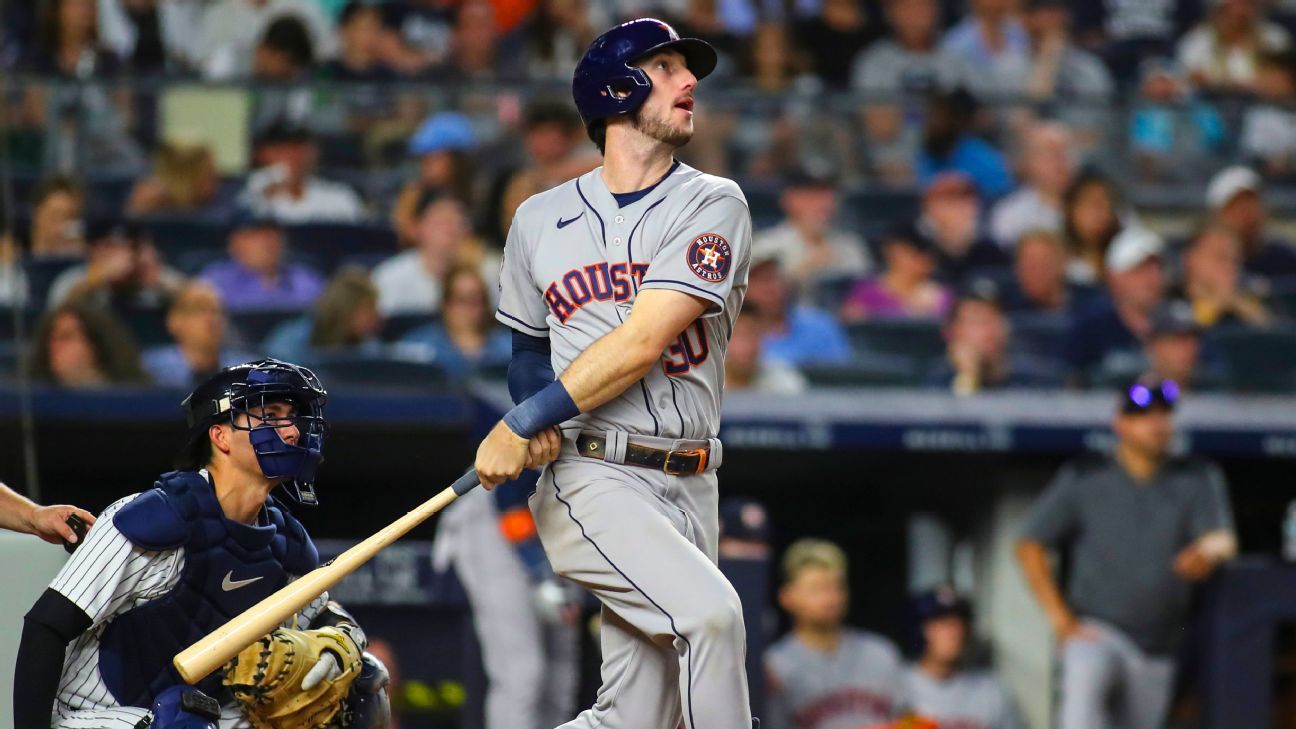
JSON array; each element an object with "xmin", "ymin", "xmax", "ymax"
[
  {"xmin": 557, "ymin": 212, "xmax": 584, "ymax": 229},
  {"xmin": 222, "ymin": 571, "xmax": 264, "ymax": 592}
]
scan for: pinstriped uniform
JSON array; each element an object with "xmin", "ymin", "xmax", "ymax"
[{"xmin": 46, "ymin": 488, "xmax": 328, "ymax": 729}]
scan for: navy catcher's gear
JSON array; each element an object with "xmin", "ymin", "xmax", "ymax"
[
  {"xmin": 310, "ymin": 600, "xmax": 368, "ymax": 648},
  {"xmin": 571, "ymin": 18, "xmax": 717, "ymax": 129},
  {"xmin": 342, "ymin": 653, "xmax": 392, "ymax": 729},
  {"xmin": 144, "ymin": 686, "xmax": 220, "ymax": 729},
  {"xmin": 180, "ymin": 358, "xmax": 328, "ymax": 505},
  {"xmin": 104, "ymin": 470, "xmax": 318, "ymax": 706}
]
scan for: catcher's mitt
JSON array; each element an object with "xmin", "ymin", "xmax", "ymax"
[{"xmin": 223, "ymin": 626, "xmax": 362, "ymax": 729}]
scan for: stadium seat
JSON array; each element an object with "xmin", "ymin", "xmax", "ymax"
[
  {"xmin": 23, "ymin": 257, "xmax": 81, "ymax": 308},
  {"xmin": 1210, "ymin": 326, "xmax": 1296, "ymax": 393},
  {"xmin": 0, "ymin": 341, "xmax": 19, "ymax": 381},
  {"xmin": 382, "ymin": 313, "xmax": 438, "ymax": 342},
  {"xmin": 844, "ymin": 188, "xmax": 920, "ymax": 235},
  {"xmin": 316, "ymin": 135, "xmax": 366, "ymax": 169},
  {"xmin": 140, "ymin": 219, "xmax": 232, "ymax": 259},
  {"xmin": 807, "ymin": 275, "xmax": 856, "ymax": 313},
  {"xmin": 1009, "ymin": 313, "xmax": 1069, "ymax": 361},
  {"xmin": 1269, "ymin": 276, "xmax": 1296, "ymax": 320},
  {"xmin": 0, "ymin": 307, "xmax": 41, "ymax": 343},
  {"xmin": 742, "ymin": 186, "xmax": 783, "ymax": 230},
  {"xmin": 85, "ymin": 176, "xmax": 136, "ymax": 218},
  {"xmin": 847, "ymin": 319, "xmax": 946, "ymax": 372},
  {"xmin": 798, "ymin": 352, "xmax": 920, "ymax": 387},
  {"xmin": 283, "ymin": 223, "xmax": 399, "ymax": 274},
  {"xmin": 229, "ymin": 311, "xmax": 302, "ymax": 350},
  {"xmin": 309, "ymin": 354, "xmax": 450, "ymax": 391},
  {"xmin": 173, "ymin": 248, "xmax": 227, "ymax": 276},
  {"xmin": 122, "ymin": 308, "xmax": 170, "ymax": 348}
]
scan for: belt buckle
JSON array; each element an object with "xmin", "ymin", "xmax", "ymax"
[{"xmin": 662, "ymin": 448, "xmax": 707, "ymax": 476}]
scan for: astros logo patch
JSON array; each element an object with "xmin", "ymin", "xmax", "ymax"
[{"xmin": 686, "ymin": 234, "xmax": 732, "ymax": 283}]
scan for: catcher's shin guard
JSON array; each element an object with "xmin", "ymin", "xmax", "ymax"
[
  {"xmin": 341, "ymin": 652, "xmax": 392, "ymax": 729},
  {"xmin": 143, "ymin": 685, "xmax": 220, "ymax": 729}
]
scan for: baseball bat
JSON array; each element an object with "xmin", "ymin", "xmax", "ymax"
[{"xmin": 173, "ymin": 469, "xmax": 480, "ymax": 685}]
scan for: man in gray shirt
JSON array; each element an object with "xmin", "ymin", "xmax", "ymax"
[{"xmin": 1016, "ymin": 375, "xmax": 1236, "ymax": 729}]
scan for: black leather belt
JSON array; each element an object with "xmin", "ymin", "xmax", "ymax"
[{"xmin": 576, "ymin": 434, "xmax": 710, "ymax": 476}]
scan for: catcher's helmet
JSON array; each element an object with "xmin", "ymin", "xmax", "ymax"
[
  {"xmin": 572, "ymin": 18, "xmax": 717, "ymax": 129},
  {"xmin": 179, "ymin": 358, "xmax": 328, "ymax": 505}
]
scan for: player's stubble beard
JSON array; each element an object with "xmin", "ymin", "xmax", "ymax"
[{"xmin": 630, "ymin": 104, "xmax": 692, "ymax": 149}]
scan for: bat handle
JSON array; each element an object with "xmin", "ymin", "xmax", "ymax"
[{"xmin": 451, "ymin": 469, "xmax": 480, "ymax": 496}]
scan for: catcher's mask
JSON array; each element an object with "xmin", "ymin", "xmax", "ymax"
[{"xmin": 180, "ymin": 358, "xmax": 328, "ymax": 505}]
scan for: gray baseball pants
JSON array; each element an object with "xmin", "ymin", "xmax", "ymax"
[
  {"xmin": 530, "ymin": 436, "xmax": 752, "ymax": 729},
  {"xmin": 1059, "ymin": 620, "xmax": 1175, "ymax": 729}
]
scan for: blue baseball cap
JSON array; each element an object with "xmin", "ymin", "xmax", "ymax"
[
  {"xmin": 719, "ymin": 497, "xmax": 770, "ymax": 543},
  {"xmin": 912, "ymin": 585, "xmax": 972, "ymax": 623},
  {"xmin": 408, "ymin": 112, "xmax": 476, "ymax": 156}
]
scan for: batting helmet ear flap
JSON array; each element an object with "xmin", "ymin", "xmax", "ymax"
[
  {"xmin": 605, "ymin": 73, "xmax": 650, "ymax": 102},
  {"xmin": 586, "ymin": 119, "xmax": 609, "ymax": 154}
]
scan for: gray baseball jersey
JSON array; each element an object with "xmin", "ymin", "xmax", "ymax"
[
  {"xmin": 495, "ymin": 161, "xmax": 751, "ymax": 441},
  {"xmin": 902, "ymin": 665, "xmax": 1023, "ymax": 729},
  {"xmin": 764, "ymin": 629, "xmax": 906, "ymax": 729},
  {"xmin": 498, "ymin": 160, "xmax": 755, "ymax": 729}
]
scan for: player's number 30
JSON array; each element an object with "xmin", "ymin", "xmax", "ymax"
[{"xmin": 663, "ymin": 321, "xmax": 710, "ymax": 375}]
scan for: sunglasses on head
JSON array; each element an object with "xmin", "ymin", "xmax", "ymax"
[{"xmin": 1123, "ymin": 379, "xmax": 1179, "ymax": 413}]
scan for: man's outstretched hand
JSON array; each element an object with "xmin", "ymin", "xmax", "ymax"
[{"xmin": 27, "ymin": 505, "xmax": 96, "ymax": 545}]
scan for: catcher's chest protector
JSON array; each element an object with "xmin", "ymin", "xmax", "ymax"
[{"xmin": 98, "ymin": 471, "xmax": 319, "ymax": 707}]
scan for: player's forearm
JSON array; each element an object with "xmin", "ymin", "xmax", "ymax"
[
  {"xmin": 0, "ymin": 482, "xmax": 38, "ymax": 534},
  {"xmin": 15, "ymin": 617, "xmax": 66, "ymax": 726},
  {"xmin": 556, "ymin": 288, "xmax": 704, "ymax": 413},
  {"xmin": 496, "ymin": 290, "xmax": 704, "ymax": 442},
  {"xmin": 1015, "ymin": 540, "xmax": 1073, "ymax": 627},
  {"xmin": 16, "ymin": 589, "xmax": 92, "ymax": 726},
  {"xmin": 559, "ymin": 325, "xmax": 663, "ymax": 412},
  {"xmin": 497, "ymin": 326, "xmax": 661, "ymax": 442}
]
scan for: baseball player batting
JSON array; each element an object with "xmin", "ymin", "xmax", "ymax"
[{"xmin": 473, "ymin": 17, "xmax": 758, "ymax": 729}]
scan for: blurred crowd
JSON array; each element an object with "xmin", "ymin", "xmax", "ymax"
[{"xmin": 2, "ymin": 0, "xmax": 1296, "ymax": 395}]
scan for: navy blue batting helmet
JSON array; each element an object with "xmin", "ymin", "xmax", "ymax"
[{"xmin": 572, "ymin": 18, "xmax": 718, "ymax": 129}]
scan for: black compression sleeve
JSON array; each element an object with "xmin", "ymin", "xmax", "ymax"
[{"xmin": 15, "ymin": 588, "xmax": 92, "ymax": 728}]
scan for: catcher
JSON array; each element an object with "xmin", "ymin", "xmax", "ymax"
[{"xmin": 14, "ymin": 358, "xmax": 390, "ymax": 729}]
